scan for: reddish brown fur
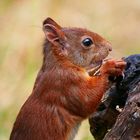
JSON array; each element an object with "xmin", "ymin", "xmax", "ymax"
[{"xmin": 10, "ymin": 18, "xmax": 126, "ymax": 140}]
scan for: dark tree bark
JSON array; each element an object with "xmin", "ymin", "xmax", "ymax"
[
  {"xmin": 89, "ymin": 54, "xmax": 140, "ymax": 140},
  {"xmin": 104, "ymin": 85, "xmax": 140, "ymax": 140}
]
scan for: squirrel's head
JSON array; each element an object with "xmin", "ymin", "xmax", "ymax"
[{"xmin": 43, "ymin": 17, "xmax": 112, "ymax": 71}]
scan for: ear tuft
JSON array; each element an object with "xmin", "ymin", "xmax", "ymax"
[{"xmin": 43, "ymin": 17, "xmax": 61, "ymax": 29}]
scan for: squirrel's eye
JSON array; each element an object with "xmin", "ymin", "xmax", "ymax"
[{"xmin": 82, "ymin": 38, "xmax": 93, "ymax": 48}]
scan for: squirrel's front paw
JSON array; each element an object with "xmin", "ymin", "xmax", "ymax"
[{"xmin": 100, "ymin": 59, "xmax": 126, "ymax": 77}]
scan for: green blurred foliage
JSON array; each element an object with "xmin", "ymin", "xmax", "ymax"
[{"xmin": 0, "ymin": 0, "xmax": 140, "ymax": 140}]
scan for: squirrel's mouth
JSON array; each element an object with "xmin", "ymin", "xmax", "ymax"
[{"xmin": 86, "ymin": 61, "xmax": 103, "ymax": 76}]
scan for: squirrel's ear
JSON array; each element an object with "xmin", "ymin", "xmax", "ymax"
[
  {"xmin": 43, "ymin": 18, "xmax": 65, "ymax": 46},
  {"xmin": 43, "ymin": 17, "xmax": 61, "ymax": 29}
]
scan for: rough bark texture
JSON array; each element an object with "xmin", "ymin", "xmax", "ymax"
[
  {"xmin": 104, "ymin": 86, "xmax": 140, "ymax": 140},
  {"xmin": 89, "ymin": 54, "xmax": 140, "ymax": 140}
]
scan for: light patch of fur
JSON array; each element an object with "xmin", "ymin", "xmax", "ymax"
[{"xmin": 68, "ymin": 123, "xmax": 81, "ymax": 140}]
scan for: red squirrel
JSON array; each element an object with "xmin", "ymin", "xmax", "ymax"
[{"xmin": 10, "ymin": 17, "xmax": 126, "ymax": 140}]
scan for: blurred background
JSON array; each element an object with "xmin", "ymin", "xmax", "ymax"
[{"xmin": 0, "ymin": 0, "xmax": 140, "ymax": 140}]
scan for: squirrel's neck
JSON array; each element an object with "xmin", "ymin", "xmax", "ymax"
[
  {"xmin": 41, "ymin": 39, "xmax": 73, "ymax": 72},
  {"xmin": 42, "ymin": 40, "xmax": 57, "ymax": 71}
]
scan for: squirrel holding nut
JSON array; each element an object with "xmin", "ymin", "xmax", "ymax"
[{"xmin": 10, "ymin": 18, "xmax": 126, "ymax": 140}]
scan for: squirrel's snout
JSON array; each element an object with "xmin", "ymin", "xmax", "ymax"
[{"xmin": 102, "ymin": 41, "xmax": 112, "ymax": 52}]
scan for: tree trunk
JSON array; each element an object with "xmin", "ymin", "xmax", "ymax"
[
  {"xmin": 104, "ymin": 84, "xmax": 140, "ymax": 140},
  {"xmin": 89, "ymin": 54, "xmax": 140, "ymax": 140}
]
